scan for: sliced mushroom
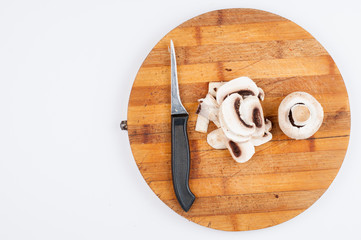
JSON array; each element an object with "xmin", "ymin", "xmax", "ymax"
[
  {"xmin": 195, "ymin": 114, "xmax": 209, "ymax": 133},
  {"xmin": 219, "ymin": 93, "xmax": 255, "ymax": 137},
  {"xmin": 195, "ymin": 77, "xmax": 272, "ymax": 164},
  {"xmin": 239, "ymin": 96, "xmax": 265, "ymax": 137},
  {"xmin": 207, "ymin": 128, "xmax": 227, "ymax": 149},
  {"xmin": 258, "ymin": 87, "xmax": 265, "ymax": 101},
  {"xmin": 278, "ymin": 92, "xmax": 323, "ymax": 140},
  {"xmin": 196, "ymin": 93, "xmax": 220, "ymax": 127},
  {"xmin": 226, "ymin": 140, "xmax": 255, "ymax": 163},
  {"xmin": 216, "ymin": 77, "xmax": 259, "ymax": 105},
  {"xmin": 219, "ymin": 109, "xmax": 251, "ymax": 142},
  {"xmin": 250, "ymin": 131, "xmax": 273, "ymax": 146},
  {"xmin": 208, "ymin": 82, "xmax": 224, "ymax": 98}
]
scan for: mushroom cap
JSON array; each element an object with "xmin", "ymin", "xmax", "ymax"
[
  {"xmin": 278, "ymin": 92, "xmax": 324, "ymax": 140},
  {"xmin": 216, "ymin": 76, "xmax": 259, "ymax": 105},
  {"xmin": 240, "ymin": 96, "xmax": 265, "ymax": 137},
  {"xmin": 219, "ymin": 93, "xmax": 256, "ymax": 137},
  {"xmin": 207, "ymin": 128, "xmax": 227, "ymax": 149},
  {"xmin": 226, "ymin": 140, "xmax": 255, "ymax": 163}
]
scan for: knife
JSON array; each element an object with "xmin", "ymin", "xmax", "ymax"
[{"xmin": 170, "ymin": 40, "xmax": 195, "ymax": 212}]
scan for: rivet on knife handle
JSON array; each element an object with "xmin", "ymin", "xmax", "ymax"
[{"xmin": 170, "ymin": 40, "xmax": 195, "ymax": 212}]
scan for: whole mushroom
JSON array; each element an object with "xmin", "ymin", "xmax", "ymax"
[{"xmin": 278, "ymin": 92, "xmax": 324, "ymax": 140}]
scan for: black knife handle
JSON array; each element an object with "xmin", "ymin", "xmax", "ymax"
[{"xmin": 171, "ymin": 114, "xmax": 195, "ymax": 212}]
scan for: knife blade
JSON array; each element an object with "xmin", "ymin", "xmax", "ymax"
[{"xmin": 170, "ymin": 40, "xmax": 195, "ymax": 212}]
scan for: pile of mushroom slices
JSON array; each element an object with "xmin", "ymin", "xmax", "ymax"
[{"xmin": 195, "ymin": 77, "xmax": 272, "ymax": 163}]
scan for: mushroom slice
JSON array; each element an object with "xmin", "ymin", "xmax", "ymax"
[
  {"xmin": 258, "ymin": 87, "xmax": 265, "ymax": 101},
  {"xmin": 216, "ymin": 76, "xmax": 259, "ymax": 105},
  {"xmin": 195, "ymin": 114, "xmax": 209, "ymax": 133},
  {"xmin": 207, "ymin": 128, "xmax": 227, "ymax": 149},
  {"xmin": 220, "ymin": 93, "xmax": 255, "ymax": 137},
  {"xmin": 265, "ymin": 118, "xmax": 272, "ymax": 132},
  {"xmin": 278, "ymin": 92, "xmax": 324, "ymax": 140},
  {"xmin": 196, "ymin": 93, "xmax": 220, "ymax": 126},
  {"xmin": 251, "ymin": 131, "xmax": 273, "ymax": 146},
  {"xmin": 239, "ymin": 96, "xmax": 265, "ymax": 137},
  {"xmin": 208, "ymin": 82, "xmax": 224, "ymax": 98},
  {"xmin": 226, "ymin": 140, "xmax": 255, "ymax": 163},
  {"xmin": 219, "ymin": 108, "xmax": 251, "ymax": 142}
]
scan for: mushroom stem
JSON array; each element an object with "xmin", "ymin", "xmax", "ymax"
[
  {"xmin": 196, "ymin": 93, "xmax": 220, "ymax": 127},
  {"xmin": 289, "ymin": 104, "xmax": 311, "ymax": 127},
  {"xmin": 195, "ymin": 114, "xmax": 209, "ymax": 133}
]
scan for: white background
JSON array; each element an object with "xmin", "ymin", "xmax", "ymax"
[{"xmin": 0, "ymin": 0, "xmax": 360, "ymax": 239}]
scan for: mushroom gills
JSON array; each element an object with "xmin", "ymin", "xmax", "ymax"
[
  {"xmin": 216, "ymin": 76, "xmax": 259, "ymax": 105},
  {"xmin": 226, "ymin": 140, "xmax": 255, "ymax": 163},
  {"xmin": 207, "ymin": 128, "xmax": 227, "ymax": 149}
]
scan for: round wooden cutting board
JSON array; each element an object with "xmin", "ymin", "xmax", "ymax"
[{"xmin": 127, "ymin": 8, "xmax": 350, "ymax": 231}]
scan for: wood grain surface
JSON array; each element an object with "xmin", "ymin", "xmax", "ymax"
[{"xmin": 127, "ymin": 8, "xmax": 350, "ymax": 231}]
